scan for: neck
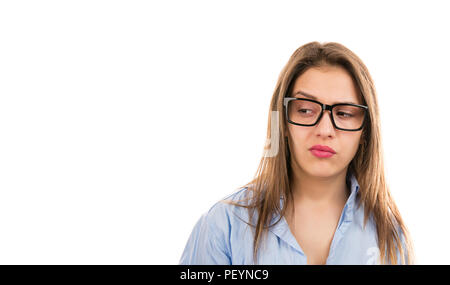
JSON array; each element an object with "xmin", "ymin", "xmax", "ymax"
[{"xmin": 290, "ymin": 167, "xmax": 351, "ymax": 207}]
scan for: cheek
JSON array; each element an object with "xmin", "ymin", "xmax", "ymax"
[
  {"xmin": 287, "ymin": 126, "xmax": 310, "ymax": 149},
  {"xmin": 342, "ymin": 135, "xmax": 361, "ymax": 160},
  {"xmin": 287, "ymin": 124, "xmax": 310, "ymax": 139}
]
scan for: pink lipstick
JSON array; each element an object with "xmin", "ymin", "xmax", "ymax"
[{"xmin": 309, "ymin": 144, "xmax": 336, "ymax": 158}]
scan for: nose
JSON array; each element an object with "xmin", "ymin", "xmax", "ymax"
[{"xmin": 315, "ymin": 110, "xmax": 335, "ymax": 137}]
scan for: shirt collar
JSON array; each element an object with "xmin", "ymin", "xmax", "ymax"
[{"xmin": 267, "ymin": 171, "xmax": 361, "ymax": 254}]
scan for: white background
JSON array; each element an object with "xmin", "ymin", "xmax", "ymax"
[{"xmin": 0, "ymin": 0, "xmax": 448, "ymax": 265}]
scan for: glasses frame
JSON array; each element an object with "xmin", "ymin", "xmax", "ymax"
[{"xmin": 283, "ymin": 97, "xmax": 369, "ymax": 131}]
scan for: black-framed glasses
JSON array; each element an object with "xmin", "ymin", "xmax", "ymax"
[{"xmin": 283, "ymin": 97, "xmax": 368, "ymax": 131}]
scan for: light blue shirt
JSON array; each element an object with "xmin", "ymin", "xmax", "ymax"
[{"xmin": 179, "ymin": 172, "xmax": 405, "ymax": 265}]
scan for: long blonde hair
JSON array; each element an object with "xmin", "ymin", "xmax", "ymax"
[{"xmin": 224, "ymin": 41, "xmax": 415, "ymax": 265}]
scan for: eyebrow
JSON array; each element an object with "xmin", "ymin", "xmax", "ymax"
[{"xmin": 292, "ymin": 90, "xmax": 358, "ymax": 105}]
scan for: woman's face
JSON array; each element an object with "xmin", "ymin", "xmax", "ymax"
[{"xmin": 286, "ymin": 65, "xmax": 364, "ymax": 179}]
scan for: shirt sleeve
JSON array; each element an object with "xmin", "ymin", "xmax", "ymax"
[{"xmin": 178, "ymin": 203, "xmax": 232, "ymax": 265}]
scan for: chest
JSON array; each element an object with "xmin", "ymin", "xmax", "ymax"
[{"xmin": 286, "ymin": 206, "xmax": 342, "ymax": 265}]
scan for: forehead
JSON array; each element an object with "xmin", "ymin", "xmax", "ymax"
[{"xmin": 291, "ymin": 66, "xmax": 361, "ymax": 105}]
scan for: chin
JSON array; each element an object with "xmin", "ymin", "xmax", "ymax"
[
  {"xmin": 303, "ymin": 164, "xmax": 339, "ymax": 178},
  {"xmin": 309, "ymin": 171, "xmax": 337, "ymax": 179}
]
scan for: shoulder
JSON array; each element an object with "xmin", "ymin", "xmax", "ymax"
[
  {"xmin": 178, "ymin": 186, "xmax": 253, "ymax": 264},
  {"xmin": 204, "ymin": 186, "xmax": 252, "ymax": 226}
]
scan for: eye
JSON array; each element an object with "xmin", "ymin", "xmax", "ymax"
[
  {"xmin": 337, "ymin": 111, "xmax": 353, "ymax": 118},
  {"xmin": 299, "ymin": 109, "xmax": 313, "ymax": 114}
]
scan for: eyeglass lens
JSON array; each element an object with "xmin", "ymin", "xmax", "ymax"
[{"xmin": 287, "ymin": 100, "xmax": 365, "ymax": 130}]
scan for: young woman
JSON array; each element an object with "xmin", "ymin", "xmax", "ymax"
[{"xmin": 179, "ymin": 41, "xmax": 414, "ymax": 265}]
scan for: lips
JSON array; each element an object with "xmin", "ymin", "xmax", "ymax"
[{"xmin": 309, "ymin": 144, "xmax": 336, "ymax": 158}]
